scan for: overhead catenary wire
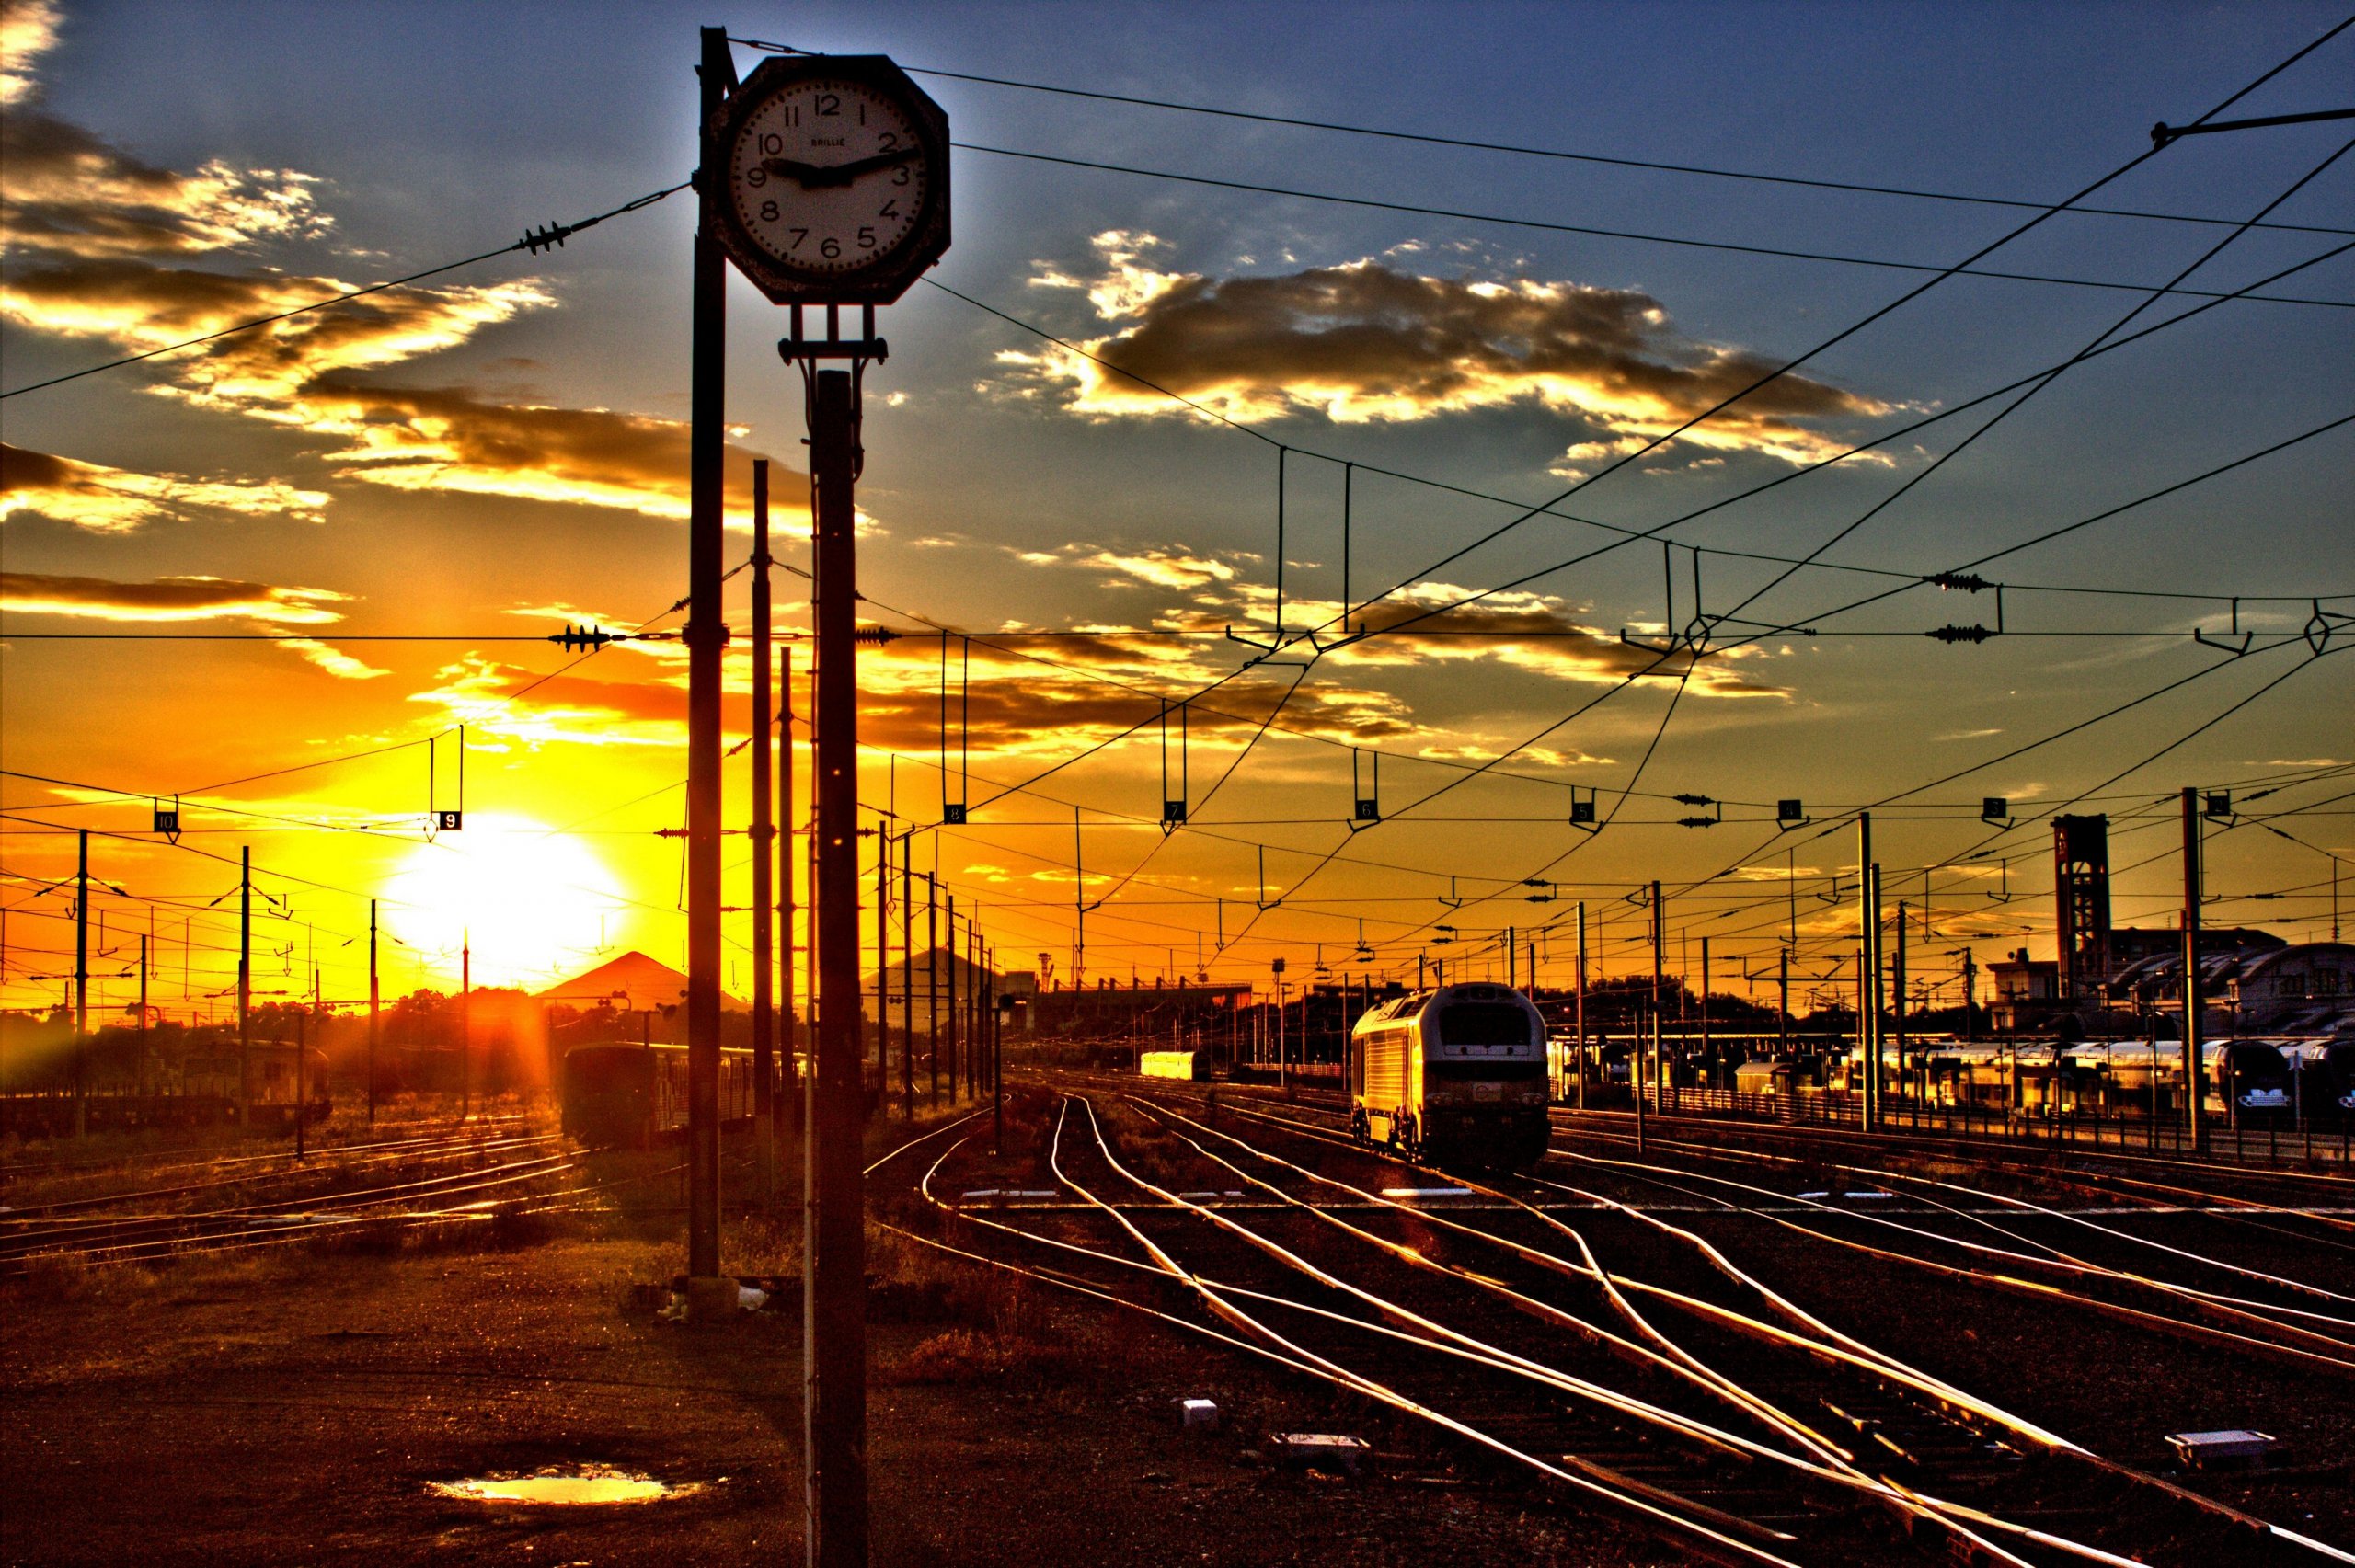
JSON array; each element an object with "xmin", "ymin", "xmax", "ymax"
[
  {"xmin": 948, "ymin": 140, "xmax": 2355, "ymax": 311},
  {"xmin": 729, "ymin": 32, "xmax": 2355, "ymax": 239}
]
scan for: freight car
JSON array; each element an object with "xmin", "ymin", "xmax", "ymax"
[
  {"xmin": 1348, "ymin": 984, "xmax": 1550, "ymax": 1168},
  {"xmin": 560, "ymin": 1042, "xmax": 756, "ymax": 1147}
]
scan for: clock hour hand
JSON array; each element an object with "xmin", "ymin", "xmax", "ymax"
[{"xmin": 761, "ymin": 144, "xmax": 919, "ymax": 189}]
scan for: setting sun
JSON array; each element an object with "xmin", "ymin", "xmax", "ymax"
[{"xmin": 385, "ymin": 815, "xmax": 625, "ymax": 990}]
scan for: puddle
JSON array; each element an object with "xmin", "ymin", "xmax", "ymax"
[{"xmin": 429, "ymin": 1466, "xmax": 701, "ymax": 1506}]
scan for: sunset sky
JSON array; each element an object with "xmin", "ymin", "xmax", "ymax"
[{"xmin": 4, "ymin": 0, "xmax": 2349, "ymax": 1023}]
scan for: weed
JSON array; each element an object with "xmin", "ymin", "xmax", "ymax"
[{"xmin": 879, "ymin": 1326, "xmax": 1075, "ymax": 1386}]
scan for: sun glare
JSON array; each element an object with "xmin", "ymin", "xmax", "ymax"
[{"xmin": 385, "ymin": 816, "xmax": 625, "ymax": 990}]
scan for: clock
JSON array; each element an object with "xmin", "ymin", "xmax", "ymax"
[{"xmin": 709, "ymin": 54, "xmax": 950, "ymax": 305}]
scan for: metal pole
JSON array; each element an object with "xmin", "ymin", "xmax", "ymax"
[
  {"xmin": 295, "ymin": 1011, "xmax": 307, "ymax": 1161},
  {"xmin": 1777, "ymin": 947, "xmax": 1790, "ymax": 1052},
  {"xmin": 368, "ymin": 899, "xmax": 379, "ymax": 1124},
  {"xmin": 239, "ymin": 845, "xmax": 251, "ymax": 1126},
  {"xmin": 74, "ymin": 829, "xmax": 88, "ymax": 1138},
  {"xmin": 990, "ymin": 942, "xmax": 1004, "ymax": 1154},
  {"xmin": 879, "ymin": 829, "xmax": 893, "ymax": 1118},
  {"xmin": 805, "ymin": 361, "xmax": 869, "ymax": 1568},
  {"xmin": 74, "ymin": 829, "xmax": 87, "ymax": 1038},
  {"xmin": 1645, "ymin": 880, "xmax": 1661, "ymax": 1150},
  {"xmin": 1892, "ymin": 901, "xmax": 1907, "ymax": 1116},
  {"xmin": 928, "ymin": 873, "xmax": 941, "ymax": 1106},
  {"xmin": 2182, "ymin": 788, "xmax": 2205, "ymax": 1154},
  {"xmin": 683, "ymin": 23, "xmax": 733, "ymax": 1294},
  {"xmin": 1699, "ymin": 936, "xmax": 1711, "ymax": 1092},
  {"xmin": 947, "ymin": 899, "xmax": 960, "ymax": 1102},
  {"xmin": 1867, "ymin": 864, "xmax": 1884, "ymax": 1131},
  {"xmin": 1575, "ymin": 901, "xmax": 1587, "ymax": 1112},
  {"xmin": 783, "ymin": 645, "xmax": 799, "ymax": 1154},
  {"xmin": 901, "ymin": 839, "xmax": 913, "ymax": 1122},
  {"xmin": 461, "ymin": 933, "xmax": 471, "ymax": 1120},
  {"xmin": 1856, "ymin": 813, "xmax": 1876, "ymax": 1131},
  {"xmin": 752, "ymin": 457, "xmax": 777, "ymax": 1206}
]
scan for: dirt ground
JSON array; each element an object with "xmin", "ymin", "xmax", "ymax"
[{"xmin": 1, "ymin": 1116, "xmax": 1672, "ymax": 1568}]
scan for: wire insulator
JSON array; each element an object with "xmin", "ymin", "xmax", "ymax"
[{"xmin": 1927, "ymin": 624, "xmax": 1997, "ymax": 643}]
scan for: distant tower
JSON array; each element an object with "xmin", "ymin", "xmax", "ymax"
[{"xmin": 2052, "ymin": 815, "xmax": 2111, "ymax": 1002}]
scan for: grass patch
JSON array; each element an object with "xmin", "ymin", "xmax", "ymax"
[{"xmin": 879, "ymin": 1325, "xmax": 1077, "ymax": 1386}]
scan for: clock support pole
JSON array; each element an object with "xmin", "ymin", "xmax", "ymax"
[{"xmin": 795, "ymin": 311, "xmax": 885, "ymax": 1568}]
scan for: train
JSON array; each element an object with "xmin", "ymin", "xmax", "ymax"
[
  {"xmin": 1348, "ymin": 983, "xmax": 1551, "ymax": 1168},
  {"xmin": 559, "ymin": 1041, "xmax": 758, "ymax": 1147},
  {"xmin": 1139, "ymin": 1048, "xmax": 1211, "ymax": 1081}
]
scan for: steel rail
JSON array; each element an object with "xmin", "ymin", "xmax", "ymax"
[
  {"xmin": 1070, "ymin": 1096, "xmax": 2061, "ymax": 1567},
  {"xmin": 1103, "ymin": 1075, "xmax": 2350, "ymax": 1559},
  {"xmin": 1545, "ymin": 1116, "xmax": 2355, "ymax": 1316}
]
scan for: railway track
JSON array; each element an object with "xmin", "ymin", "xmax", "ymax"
[
  {"xmin": 896, "ymin": 1077, "xmax": 2350, "ymax": 1565},
  {"xmin": 1229, "ymin": 1081, "xmax": 2355, "ymax": 1373},
  {"xmin": 0, "ymin": 1121, "xmax": 580, "ymax": 1270}
]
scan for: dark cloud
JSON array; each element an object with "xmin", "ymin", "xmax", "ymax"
[
  {"xmin": 301, "ymin": 380, "xmax": 801, "ymax": 526},
  {"xmin": 1019, "ymin": 235, "xmax": 1888, "ymax": 467},
  {"xmin": 1, "ymin": 441, "xmax": 325, "ymax": 532},
  {"xmin": 0, "ymin": 109, "xmax": 325, "ymax": 258},
  {"xmin": 0, "ymin": 570, "xmax": 345, "ymax": 622}
]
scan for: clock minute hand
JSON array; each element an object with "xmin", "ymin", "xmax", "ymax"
[{"xmin": 759, "ymin": 145, "xmax": 919, "ymax": 190}]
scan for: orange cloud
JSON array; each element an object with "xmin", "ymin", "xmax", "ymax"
[
  {"xmin": 1013, "ymin": 543, "xmax": 1238, "ymax": 590},
  {"xmin": 2, "ymin": 111, "xmax": 325, "ymax": 259},
  {"xmin": 1, "ymin": 441, "xmax": 326, "ymax": 532},
  {"xmin": 0, "ymin": 570, "xmax": 347, "ymax": 623},
  {"xmin": 278, "ymin": 637, "xmax": 389, "ymax": 681},
  {"xmin": 1015, "ymin": 234, "xmax": 1888, "ymax": 468},
  {"xmin": 1, "ymin": 1, "xmax": 62, "ymax": 109},
  {"xmin": 0, "ymin": 257, "xmax": 551, "ymax": 404},
  {"xmin": 295, "ymin": 380, "xmax": 804, "ymax": 528}
]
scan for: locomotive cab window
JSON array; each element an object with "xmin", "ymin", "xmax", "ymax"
[{"xmin": 1437, "ymin": 1001, "xmax": 1534, "ymax": 1047}]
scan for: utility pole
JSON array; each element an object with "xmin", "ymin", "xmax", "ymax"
[
  {"xmin": 947, "ymin": 895, "xmax": 959, "ymax": 1102},
  {"xmin": 294, "ymin": 1010, "xmax": 307, "ymax": 1161},
  {"xmin": 368, "ymin": 899, "xmax": 379, "ymax": 1124},
  {"xmin": 1698, "ymin": 937, "xmax": 1710, "ymax": 1090},
  {"xmin": 927, "ymin": 876, "xmax": 941, "ymax": 1107},
  {"xmin": 1856, "ymin": 813, "xmax": 1878, "ymax": 1132},
  {"xmin": 901, "ymin": 842, "xmax": 914, "ymax": 1122},
  {"xmin": 239, "ymin": 845, "xmax": 251, "ymax": 1126},
  {"xmin": 878, "ymin": 829, "xmax": 893, "ymax": 1118},
  {"xmin": 990, "ymin": 940, "xmax": 1004, "ymax": 1154},
  {"xmin": 1867, "ymin": 864, "xmax": 1884, "ymax": 1131},
  {"xmin": 806, "ymin": 359, "xmax": 870, "ymax": 1565},
  {"xmin": 2182, "ymin": 788, "xmax": 2206, "ymax": 1153},
  {"xmin": 1645, "ymin": 880, "xmax": 1661, "ymax": 1151},
  {"xmin": 74, "ymin": 829, "xmax": 88, "ymax": 1038},
  {"xmin": 1892, "ymin": 901, "xmax": 1908, "ymax": 1113},
  {"xmin": 1574, "ymin": 901, "xmax": 1587, "ymax": 1112},
  {"xmin": 460, "ymin": 933, "xmax": 471, "ymax": 1119},
  {"xmin": 752, "ymin": 457, "xmax": 778, "ymax": 1206},
  {"xmin": 680, "ymin": 26, "xmax": 735, "ymax": 1310},
  {"xmin": 1777, "ymin": 947, "xmax": 1790, "ymax": 1052},
  {"xmin": 74, "ymin": 829, "xmax": 88, "ymax": 1138},
  {"xmin": 781, "ymin": 646, "xmax": 798, "ymax": 1154}
]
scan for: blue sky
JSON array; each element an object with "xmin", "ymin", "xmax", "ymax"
[{"xmin": 4, "ymin": 1, "xmax": 2349, "ymax": 1008}]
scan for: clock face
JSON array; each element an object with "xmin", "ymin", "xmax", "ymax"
[{"xmin": 727, "ymin": 75, "xmax": 933, "ymax": 280}]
